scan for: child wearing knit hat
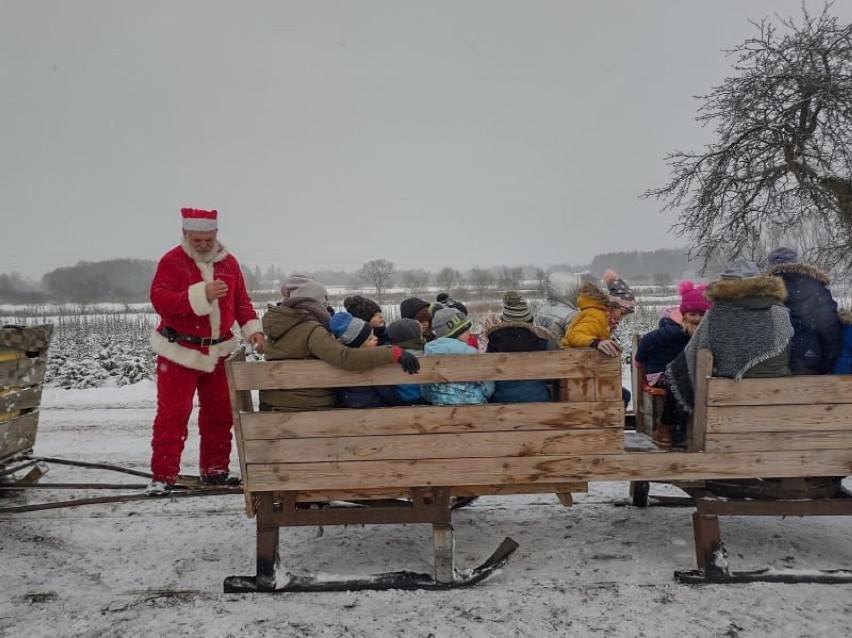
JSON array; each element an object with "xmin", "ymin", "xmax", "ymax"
[
  {"xmin": 344, "ymin": 295, "xmax": 390, "ymax": 345},
  {"xmin": 563, "ymin": 271, "xmax": 634, "ymax": 407},
  {"xmin": 421, "ymin": 309, "xmax": 495, "ymax": 405},
  {"xmin": 635, "ymin": 280, "xmax": 711, "ymax": 447},
  {"xmin": 387, "ymin": 318, "xmax": 427, "ymax": 405},
  {"xmin": 485, "ymin": 291, "xmax": 554, "ymax": 403},
  {"xmin": 329, "ymin": 312, "xmax": 401, "ymax": 408}
]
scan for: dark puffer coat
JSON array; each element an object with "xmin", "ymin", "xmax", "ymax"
[
  {"xmin": 485, "ymin": 322, "xmax": 553, "ymax": 403},
  {"xmin": 635, "ymin": 311, "xmax": 690, "ymax": 375},
  {"xmin": 769, "ymin": 263, "xmax": 842, "ymax": 374}
]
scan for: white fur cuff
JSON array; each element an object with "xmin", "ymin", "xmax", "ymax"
[
  {"xmin": 188, "ymin": 281, "xmax": 212, "ymax": 316},
  {"xmin": 241, "ymin": 319, "xmax": 263, "ymax": 341}
]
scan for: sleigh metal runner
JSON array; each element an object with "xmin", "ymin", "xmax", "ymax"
[{"xmin": 5, "ymin": 325, "xmax": 852, "ymax": 590}]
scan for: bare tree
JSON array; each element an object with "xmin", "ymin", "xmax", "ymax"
[
  {"xmin": 645, "ymin": 4, "xmax": 852, "ymax": 272},
  {"xmin": 358, "ymin": 259, "xmax": 394, "ymax": 302},
  {"xmin": 398, "ymin": 269, "xmax": 431, "ymax": 295},
  {"xmin": 468, "ymin": 267, "xmax": 495, "ymax": 300},
  {"xmin": 435, "ymin": 267, "xmax": 461, "ymax": 294},
  {"xmin": 497, "ymin": 266, "xmax": 523, "ymax": 291},
  {"xmin": 532, "ymin": 268, "xmax": 548, "ymax": 295}
]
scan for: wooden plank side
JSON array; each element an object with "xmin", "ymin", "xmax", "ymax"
[
  {"xmin": 225, "ymin": 350, "xmax": 255, "ymax": 516},
  {"xmin": 688, "ymin": 349, "xmax": 712, "ymax": 452},
  {"xmin": 705, "ymin": 431, "xmax": 852, "ymax": 453},
  {"xmin": 560, "ymin": 377, "xmax": 595, "ymax": 401},
  {"xmin": 244, "ymin": 449, "xmax": 852, "ymax": 492},
  {"xmin": 242, "ymin": 429, "xmax": 625, "ymax": 464},
  {"xmin": 291, "ymin": 482, "xmax": 589, "ymax": 502},
  {"xmin": 0, "ymin": 410, "xmax": 39, "ymax": 461},
  {"xmin": 0, "ymin": 358, "xmax": 46, "ymax": 389},
  {"xmin": 0, "ymin": 386, "xmax": 42, "ymax": 414},
  {"xmin": 706, "ymin": 374, "xmax": 852, "ymax": 406},
  {"xmin": 230, "ymin": 350, "xmax": 620, "ymax": 391},
  {"xmin": 240, "ymin": 401, "xmax": 625, "ymax": 439},
  {"xmin": 0, "ymin": 325, "xmax": 53, "ymax": 354},
  {"xmin": 705, "ymin": 404, "xmax": 852, "ymax": 434}
]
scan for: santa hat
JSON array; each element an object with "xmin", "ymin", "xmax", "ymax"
[
  {"xmin": 678, "ymin": 280, "xmax": 713, "ymax": 314},
  {"xmin": 181, "ymin": 208, "xmax": 218, "ymax": 232}
]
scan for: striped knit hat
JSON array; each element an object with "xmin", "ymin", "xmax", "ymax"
[
  {"xmin": 501, "ymin": 291, "xmax": 533, "ymax": 323},
  {"xmin": 329, "ymin": 311, "xmax": 373, "ymax": 348}
]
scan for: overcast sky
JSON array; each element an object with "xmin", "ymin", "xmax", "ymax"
[{"xmin": 2, "ymin": 0, "xmax": 849, "ymax": 279}]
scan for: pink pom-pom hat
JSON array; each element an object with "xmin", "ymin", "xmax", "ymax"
[{"xmin": 678, "ymin": 280, "xmax": 713, "ymax": 314}]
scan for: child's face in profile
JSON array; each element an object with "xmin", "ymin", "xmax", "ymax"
[
  {"xmin": 418, "ymin": 319, "xmax": 431, "ymax": 335},
  {"xmin": 369, "ymin": 312, "xmax": 385, "ymax": 329},
  {"xmin": 607, "ymin": 307, "xmax": 628, "ymax": 328},
  {"xmin": 682, "ymin": 311, "xmax": 705, "ymax": 328},
  {"xmin": 362, "ymin": 333, "xmax": 379, "ymax": 348}
]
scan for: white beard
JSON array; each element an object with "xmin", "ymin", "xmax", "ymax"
[{"xmin": 181, "ymin": 238, "xmax": 223, "ymax": 263}]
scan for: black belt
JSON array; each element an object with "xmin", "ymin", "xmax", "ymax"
[{"xmin": 161, "ymin": 326, "xmax": 229, "ymax": 347}]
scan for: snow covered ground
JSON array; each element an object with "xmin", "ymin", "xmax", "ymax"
[{"xmin": 3, "ymin": 385, "xmax": 852, "ymax": 637}]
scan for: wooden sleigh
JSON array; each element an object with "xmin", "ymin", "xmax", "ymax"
[{"xmin": 223, "ymin": 345, "xmax": 852, "ymax": 591}]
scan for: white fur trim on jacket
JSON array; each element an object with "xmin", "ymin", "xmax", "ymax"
[
  {"xmin": 188, "ymin": 281, "xmax": 212, "ymax": 316},
  {"xmin": 180, "ymin": 242, "xmax": 222, "ymax": 339},
  {"xmin": 150, "ymin": 330, "xmax": 237, "ymax": 373},
  {"xmin": 241, "ymin": 318, "xmax": 263, "ymax": 341}
]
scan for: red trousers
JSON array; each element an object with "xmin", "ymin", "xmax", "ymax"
[{"xmin": 150, "ymin": 356, "xmax": 233, "ymax": 483}]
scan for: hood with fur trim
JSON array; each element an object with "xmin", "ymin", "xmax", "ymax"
[
  {"xmin": 768, "ymin": 262, "xmax": 830, "ymax": 286},
  {"xmin": 705, "ymin": 275, "xmax": 787, "ymax": 305},
  {"xmin": 575, "ymin": 282, "xmax": 610, "ymax": 311}
]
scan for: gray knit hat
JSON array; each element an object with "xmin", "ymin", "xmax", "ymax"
[
  {"xmin": 721, "ymin": 257, "xmax": 760, "ymax": 279},
  {"xmin": 281, "ymin": 273, "xmax": 327, "ymax": 303},
  {"xmin": 767, "ymin": 247, "xmax": 799, "ymax": 267},
  {"xmin": 430, "ymin": 308, "xmax": 472, "ymax": 339},
  {"xmin": 329, "ymin": 311, "xmax": 373, "ymax": 347},
  {"xmin": 387, "ymin": 318, "xmax": 424, "ymax": 345},
  {"xmin": 501, "ymin": 291, "xmax": 533, "ymax": 323}
]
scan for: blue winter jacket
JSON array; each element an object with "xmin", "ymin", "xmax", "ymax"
[
  {"xmin": 635, "ymin": 311, "xmax": 691, "ymax": 375},
  {"xmin": 420, "ymin": 337, "xmax": 495, "ymax": 405},
  {"xmin": 770, "ymin": 264, "xmax": 842, "ymax": 374},
  {"xmin": 832, "ymin": 312, "xmax": 852, "ymax": 374}
]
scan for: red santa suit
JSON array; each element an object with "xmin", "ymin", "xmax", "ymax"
[{"xmin": 149, "ymin": 238, "xmax": 261, "ymax": 483}]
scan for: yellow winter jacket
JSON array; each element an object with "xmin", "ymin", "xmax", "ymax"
[{"xmin": 561, "ymin": 283, "xmax": 611, "ymax": 348}]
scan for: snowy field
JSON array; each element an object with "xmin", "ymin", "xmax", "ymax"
[{"xmin": 3, "ymin": 384, "xmax": 852, "ymax": 637}]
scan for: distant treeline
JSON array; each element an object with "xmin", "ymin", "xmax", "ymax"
[{"xmin": 0, "ymin": 248, "xmax": 698, "ymax": 304}]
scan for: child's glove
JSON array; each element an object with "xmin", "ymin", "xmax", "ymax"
[
  {"xmin": 393, "ymin": 346, "xmax": 421, "ymax": 374},
  {"xmin": 591, "ymin": 339, "xmax": 621, "ymax": 357}
]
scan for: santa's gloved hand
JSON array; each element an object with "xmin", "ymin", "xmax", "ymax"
[{"xmin": 393, "ymin": 346, "xmax": 421, "ymax": 374}]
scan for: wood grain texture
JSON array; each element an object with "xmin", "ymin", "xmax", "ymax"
[{"xmin": 240, "ymin": 401, "xmax": 624, "ymax": 439}]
